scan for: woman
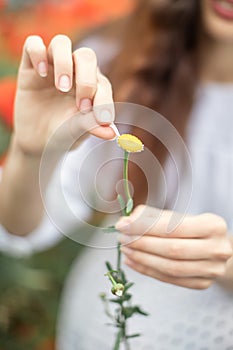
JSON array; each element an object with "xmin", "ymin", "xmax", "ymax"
[{"xmin": 1, "ymin": 0, "xmax": 233, "ymax": 348}]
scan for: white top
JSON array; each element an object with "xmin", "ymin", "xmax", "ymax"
[
  {"xmin": 1, "ymin": 52, "xmax": 233, "ymax": 349},
  {"xmin": 54, "ymin": 83, "xmax": 233, "ymax": 350}
]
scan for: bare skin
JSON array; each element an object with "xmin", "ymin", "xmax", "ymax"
[
  {"xmin": 116, "ymin": 206, "xmax": 233, "ymax": 290},
  {"xmin": 1, "ymin": 0, "xmax": 233, "ymax": 290},
  {"xmin": 0, "ymin": 35, "xmax": 116, "ymax": 234}
]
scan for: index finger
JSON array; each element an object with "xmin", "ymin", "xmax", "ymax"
[
  {"xmin": 93, "ymin": 69, "xmax": 115, "ymax": 125},
  {"xmin": 73, "ymin": 47, "xmax": 97, "ymax": 109},
  {"xmin": 115, "ymin": 212, "xmax": 227, "ymax": 238}
]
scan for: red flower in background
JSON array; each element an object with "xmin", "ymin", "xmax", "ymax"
[
  {"xmin": 0, "ymin": 0, "xmax": 133, "ymax": 130},
  {"xmin": 0, "ymin": 0, "xmax": 133, "ymax": 59},
  {"xmin": 0, "ymin": 0, "xmax": 5, "ymax": 10},
  {"xmin": 0, "ymin": 0, "xmax": 133, "ymax": 166},
  {"xmin": 0, "ymin": 77, "xmax": 16, "ymax": 129}
]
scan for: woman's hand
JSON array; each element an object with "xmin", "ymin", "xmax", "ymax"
[
  {"xmin": 116, "ymin": 205, "xmax": 233, "ymax": 290},
  {"xmin": 0, "ymin": 34, "xmax": 115, "ymax": 234},
  {"xmin": 14, "ymin": 34, "xmax": 115, "ymax": 156}
]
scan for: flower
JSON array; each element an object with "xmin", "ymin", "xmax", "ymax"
[
  {"xmin": 0, "ymin": 77, "xmax": 16, "ymax": 129},
  {"xmin": 102, "ymin": 129, "xmax": 147, "ymax": 347},
  {"xmin": 117, "ymin": 134, "xmax": 144, "ymax": 153},
  {"xmin": 111, "ymin": 283, "xmax": 125, "ymax": 297}
]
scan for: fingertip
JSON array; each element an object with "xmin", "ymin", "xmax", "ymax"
[
  {"xmin": 89, "ymin": 125, "xmax": 116, "ymax": 140},
  {"xmin": 115, "ymin": 218, "xmax": 131, "ymax": 232},
  {"xmin": 124, "ymin": 257, "xmax": 134, "ymax": 267}
]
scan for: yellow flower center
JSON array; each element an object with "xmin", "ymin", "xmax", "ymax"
[{"xmin": 117, "ymin": 134, "xmax": 144, "ymax": 153}]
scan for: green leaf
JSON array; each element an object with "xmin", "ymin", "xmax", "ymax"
[
  {"xmin": 117, "ymin": 194, "xmax": 126, "ymax": 215},
  {"xmin": 105, "ymin": 270, "xmax": 119, "ymax": 275},
  {"xmin": 122, "ymin": 293, "xmax": 132, "ymax": 301},
  {"xmin": 103, "ymin": 225, "xmax": 118, "ymax": 233},
  {"xmin": 109, "ymin": 293, "xmax": 132, "ymax": 304},
  {"xmin": 122, "ymin": 306, "xmax": 149, "ymax": 319},
  {"xmin": 105, "ymin": 261, "xmax": 114, "ymax": 272},
  {"xmin": 122, "ymin": 307, "xmax": 134, "ymax": 318},
  {"xmin": 126, "ymin": 333, "xmax": 141, "ymax": 339},
  {"xmin": 117, "ymin": 269, "xmax": 127, "ymax": 284},
  {"xmin": 113, "ymin": 330, "xmax": 122, "ymax": 350},
  {"xmin": 126, "ymin": 198, "xmax": 134, "ymax": 215},
  {"xmin": 133, "ymin": 306, "xmax": 149, "ymax": 316}
]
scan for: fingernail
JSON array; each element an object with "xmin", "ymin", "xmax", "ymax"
[
  {"xmin": 97, "ymin": 108, "xmax": 114, "ymax": 124},
  {"xmin": 38, "ymin": 61, "xmax": 47, "ymax": 77},
  {"xmin": 121, "ymin": 246, "xmax": 133, "ymax": 256},
  {"xmin": 59, "ymin": 75, "xmax": 71, "ymax": 92},
  {"xmin": 80, "ymin": 98, "xmax": 92, "ymax": 113},
  {"xmin": 115, "ymin": 218, "xmax": 131, "ymax": 231}
]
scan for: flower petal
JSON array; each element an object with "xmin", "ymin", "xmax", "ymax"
[{"xmin": 117, "ymin": 134, "xmax": 144, "ymax": 153}]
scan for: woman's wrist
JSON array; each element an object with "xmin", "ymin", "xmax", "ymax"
[
  {"xmin": 0, "ymin": 135, "xmax": 47, "ymax": 235},
  {"xmin": 9, "ymin": 133, "xmax": 43, "ymax": 166},
  {"xmin": 217, "ymin": 235, "xmax": 233, "ymax": 290}
]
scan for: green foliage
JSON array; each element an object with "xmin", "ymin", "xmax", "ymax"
[
  {"xmin": 126, "ymin": 198, "xmax": 133, "ymax": 215},
  {"xmin": 0, "ymin": 61, "xmax": 18, "ymax": 78},
  {"xmin": 0, "ymin": 120, "xmax": 11, "ymax": 156},
  {"xmin": 0, "ymin": 237, "xmax": 83, "ymax": 349},
  {"xmin": 117, "ymin": 194, "xmax": 126, "ymax": 216},
  {"xmin": 113, "ymin": 329, "xmax": 122, "ymax": 350},
  {"xmin": 101, "ymin": 260, "xmax": 148, "ymax": 349},
  {"xmin": 126, "ymin": 333, "xmax": 141, "ymax": 339},
  {"xmin": 122, "ymin": 306, "xmax": 149, "ymax": 319},
  {"xmin": 101, "ymin": 148, "xmax": 148, "ymax": 349},
  {"xmin": 102, "ymin": 225, "xmax": 119, "ymax": 233}
]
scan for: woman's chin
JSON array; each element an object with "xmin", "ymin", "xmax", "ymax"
[{"xmin": 202, "ymin": 0, "xmax": 233, "ymax": 42}]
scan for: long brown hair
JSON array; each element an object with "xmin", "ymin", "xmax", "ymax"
[{"xmin": 105, "ymin": 0, "xmax": 200, "ymax": 205}]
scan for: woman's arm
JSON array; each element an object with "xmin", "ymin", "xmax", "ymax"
[
  {"xmin": 0, "ymin": 138, "xmax": 44, "ymax": 235},
  {"xmin": 0, "ymin": 34, "xmax": 115, "ymax": 236}
]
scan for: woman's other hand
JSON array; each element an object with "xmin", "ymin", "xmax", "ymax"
[{"xmin": 116, "ymin": 205, "xmax": 233, "ymax": 289}]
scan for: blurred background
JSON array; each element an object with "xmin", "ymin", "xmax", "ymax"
[{"xmin": 0, "ymin": 1, "xmax": 133, "ymax": 349}]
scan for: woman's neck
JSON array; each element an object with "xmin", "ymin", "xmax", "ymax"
[{"xmin": 198, "ymin": 35, "xmax": 233, "ymax": 84}]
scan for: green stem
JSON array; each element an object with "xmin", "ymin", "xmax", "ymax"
[
  {"xmin": 109, "ymin": 150, "xmax": 134, "ymax": 350},
  {"xmin": 106, "ymin": 272, "xmax": 117, "ymax": 286},
  {"xmin": 124, "ymin": 151, "xmax": 131, "ymax": 201},
  {"xmin": 117, "ymin": 242, "xmax": 121, "ymax": 272},
  {"xmin": 116, "ymin": 150, "xmax": 131, "ymax": 282},
  {"xmin": 121, "ymin": 317, "xmax": 130, "ymax": 350}
]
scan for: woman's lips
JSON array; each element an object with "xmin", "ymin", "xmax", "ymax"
[{"xmin": 211, "ymin": 0, "xmax": 233, "ymax": 20}]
